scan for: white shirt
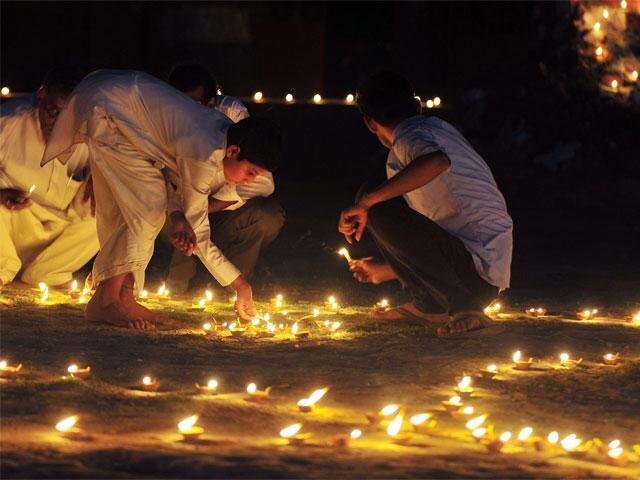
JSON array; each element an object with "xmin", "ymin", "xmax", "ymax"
[
  {"xmin": 215, "ymin": 95, "xmax": 250, "ymax": 123},
  {"xmin": 42, "ymin": 69, "xmax": 242, "ymax": 285},
  {"xmin": 387, "ymin": 115, "xmax": 513, "ymax": 289},
  {"xmin": 0, "ymin": 98, "xmax": 88, "ymax": 214}
]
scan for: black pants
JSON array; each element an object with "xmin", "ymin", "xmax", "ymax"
[{"xmin": 359, "ymin": 184, "xmax": 498, "ymax": 314}]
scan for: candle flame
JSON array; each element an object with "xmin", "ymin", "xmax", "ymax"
[
  {"xmin": 178, "ymin": 415, "xmax": 198, "ymax": 432},
  {"xmin": 205, "ymin": 290, "xmax": 213, "ymax": 301},
  {"xmin": 285, "ymin": 93, "xmax": 294, "ymax": 102},
  {"xmin": 465, "ymin": 414, "xmax": 487, "ymax": 430},
  {"xmin": 518, "ymin": 426, "xmax": 533, "ymax": 442},
  {"xmin": 142, "ymin": 376, "xmax": 153, "ymax": 385},
  {"xmin": 328, "ymin": 295, "xmax": 336, "ymax": 304},
  {"xmin": 380, "ymin": 404, "xmax": 399, "ymax": 416},
  {"xmin": 307, "ymin": 387, "xmax": 329, "ymax": 404},
  {"xmin": 29, "ymin": 184, "xmax": 36, "ymax": 194},
  {"xmin": 346, "ymin": 94, "xmax": 355, "ymax": 104},
  {"xmin": 609, "ymin": 439, "xmax": 621, "ymax": 449},
  {"xmin": 560, "ymin": 434, "xmax": 582, "ymax": 451},
  {"xmin": 247, "ymin": 383, "xmax": 257, "ymax": 394},
  {"xmin": 472, "ymin": 427, "xmax": 487, "ymax": 439},
  {"xmin": 229, "ymin": 322, "xmax": 237, "ymax": 330},
  {"xmin": 313, "ymin": 93, "xmax": 322, "ymax": 103},
  {"xmin": 560, "ymin": 353, "xmax": 570, "ymax": 363},
  {"xmin": 292, "ymin": 322, "xmax": 299, "ymax": 334},
  {"xmin": 409, "ymin": 413, "xmax": 431, "ymax": 425},
  {"xmin": 207, "ymin": 379, "xmax": 218, "ymax": 389},
  {"xmin": 203, "ymin": 322, "xmax": 212, "ymax": 331},
  {"xmin": 458, "ymin": 375, "xmax": 472, "ymax": 389},
  {"xmin": 313, "ymin": 308, "xmax": 320, "ymax": 316},
  {"xmin": 500, "ymin": 431, "xmax": 512, "ymax": 443},
  {"xmin": 0, "ymin": 360, "xmax": 6, "ymax": 369},
  {"xmin": 67, "ymin": 364, "xmax": 78, "ymax": 373},
  {"xmin": 280, "ymin": 423, "xmax": 302, "ymax": 438},
  {"xmin": 350, "ymin": 428, "xmax": 362, "ymax": 439},
  {"xmin": 548, "ymin": 431, "xmax": 560, "ymax": 444},
  {"xmin": 386, "ymin": 414, "xmax": 403, "ymax": 436},
  {"xmin": 448, "ymin": 395, "xmax": 462, "ymax": 405},
  {"xmin": 513, "ymin": 350, "xmax": 522, "ymax": 362},
  {"xmin": 139, "ymin": 290, "xmax": 148, "ymax": 299},
  {"xmin": 331, "ymin": 321, "xmax": 341, "ymax": 331},
  {"xmin": 198, "ymin": 299, "xmax": 206, "ymax": 308},
  {"xmin": 56, "ymin": 415, "xmax": 78, "ymax": 432},
  {"xmin": 71, "ymin": 280, "xmax": 78, "ymax": 291},
  {"xmin": 486, "ymin": 364, "xmax": 497, "ymax": 372},
  {"xmin": 609, "ymin": 447, "xmax": 623, "ymax": 458},
  {"xmin": 462, "ymin": 406, "xmax": 475, "ymax": 415},
  {"xmin": 253, "ymin": 91, "xmax": 263, "ymax": 101}
]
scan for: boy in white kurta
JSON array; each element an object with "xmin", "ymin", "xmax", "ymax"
[
  {"xmin": 339, "ymin": 72, "xmax": 513, "ymax": 336},
  {"xmin": 42, "ymin": 69, "xmax": 281, "ymax": 329},
  {"xmin": 0, "ymin": 67, "xmax": 98, "ymax": 288},
  {"xmin": 165, "ymin": 63, "xmax": 284, "ymax": 292}
]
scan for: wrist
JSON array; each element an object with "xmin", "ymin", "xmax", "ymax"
[
  {"xmin": 231, "ymin": 274, "xmax": 250, "ymax": 291},
  {"xmin": 358, "ymin": 193, "xmax": 376, "ymax": 209}
]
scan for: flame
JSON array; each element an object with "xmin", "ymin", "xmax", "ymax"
[
  {"xmin": 518, "ymin": 426, "xmax": 533, "ymax": 442},
  {"xmin": 380, "ymin": 404, "xmax": 399, "ymax": 416},
  {"xmin": 386, "ymin": 414, "xmax": 403, "ymax": 436},
  {"xmin": 486, "ymin": 364, "xmax": 497, "ymax": 372},
  {"xmin": 307, "ymin": 387, "xmax": 329, "ymax": 404},
  {"xmin": 178, "ymin": 415, "xmax": 198, "ymax": 432},
  {"xmin": 267, "ymin": 323, "xmax": 276, "ymax": 332},
  {"xmin": 633, "ymin": 311, "xmax": 640, "ymax": 323},
  {"xmin": 472, "ymin": 427, "xmax": 487, "ymax": 439},
  {"xmin": 331, "ymin": 321, "xmax": 341, "ymax": 331},
  {"xmin": 71, "ymin": 280, "xmax": 78, "ymax": 292},
  {"xmin": 280, "ymin": 423, "xmax": 302, "ymax": 438},
  {"xmin": 205, "ymin": 290, "xmax": 213, "ymax": 301},
  {"xmin": 56, "ymin": 415, "xmax": 78, "ymax": 432},
  {"xmin": 142, "ymin": 376, "xmax": 153, "ymax": 385},
  {"xmin": 594, "ymin": 21, "xmax": 601, "ymax": 31},
  {"xmin": 139, "ymin": 290, "xmax": 148, "ymax": 299},
  {"xmin": 313, "ymin": 94, "xmax": 322, "ymax": 103},
  {"xmin": 379, "ymin": 299, "xmax": 389, "ymax": 307},
  {"xmin": 346, "ymin": 94, "xmax": 355, "ymax": 103},
  {"xmin": 229, "ymin": 322, "xmax": 237, "ymax": 330},
  {"xmin": 253, "ymin": 91, "xmax": 263, "ymax": 101},
  {"xmin": 561, "ymin": 434, "xmax": 582, "ymax": 451},
  {"xmin": 67, "ymin": 364, "xmax": 78, "ymax": 373},
  {"xmin": 313, "ymin": 308, "xmax": 320, "ymax": 316},
  {"xmin": 0, "ymin": 360, "xmax": 6, "ymax": 369},
  {"xmin": 297, "ymin": 398, "xmax": 312, "ymax": 407},
  {"xmin": 458, "ymin": 375, "xmax": 472, "ymax": 389},
  {"xmin": 203, "ymin": 322, "xmax": 212, "ymax": 331},
  {"xmin": 38, "ymin": 282, "xmax": 49, "ymax": 302},
  {"xmin": 560, "ymin": 353, "xmax": 570, "ymax": 363},
  {"xmin": 338, "ymin": 248, "xmax": 351, "ymax": 260},
  {"xmin": 465, "ymin": 414, "xmax": 487, "ymax": 430},
  {"xmin": 513, "ymin": 350, "xmax": 522, "ymax": 362},
  {"xmin": 609, "ymin": 439, "xmax": 621, "ymax": 449},
  {"xmin": 604, "ymin": 353, "xmax": 615, "ymax": 360},
  {"xmin": 285, "ymin": 93, "xmax": 294, "ymax": 102},
  {"xmin": 448, "ymin": 395, "xmax": 462, "ymax": 405},
  {"xmin": 500, "ymin": 431, "xmax": 512, "ymax": 443},
  {"xmin": 198, "ymin": 299, "xmax": 206, "ymax": 308},
  {"xmin": 252, "ymin": 318, "xmax": 260, "ymax": 326},
  {"xmin": 609, "ymin": 447, "xmax": 624, "ymax": 458},
  {"xmin": 157, "ymin": 283, "xmax": 166, "ymax": 296},
  {"xmin": 247, "ymin": 383, "xmax": 257, "ymax": 394},
  {"xmin": 292, "ymin": 322, "xmax": 299, "ymax": 334},
  {"xmin": 462, "ymin": 406, "xmax": 475, "ymax": 415},
  {"xmin": 263, "ymin": 313, "xmax": 271, "ymax": 321},
  {"xmin": 350, "ymin": 429, "xmax": 362, "ymax": 439},
  {"xmin": 207, "ymin": 379, "xmax": 218, "ymax": 389},
  {"xmin": 410, "ymin": 413, "xmax": 431, "ymax": 425},
  {"xmin": 433, "ymin": 96, "xmax": 441, "ymax": 106},
  {"xmin": 28, "ymin": 184, "xmax": 36, "ymax": 194},
  {"xmin": 548, "ymin": 431, "xmax": 560, "ymax": 444}
]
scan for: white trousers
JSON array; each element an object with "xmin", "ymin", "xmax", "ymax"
[
  {"xmin": 0, "ymin": 198, "xmax": 99, "ymax": 286},
  {"xmin": 88, "ymin": 121, "xmax": 167, "ymax": 291}
]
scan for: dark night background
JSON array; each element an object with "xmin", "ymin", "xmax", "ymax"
[{"xmin": 1, "ymin": 1, "xmax": 639, "ymax": 309}]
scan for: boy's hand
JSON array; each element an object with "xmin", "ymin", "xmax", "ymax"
[
  {"xmin": 338, "ymin": 202, "xmax": 369, "ymax": 243},
  {"xmin": 1, "ymin": 188, "xmax": 31, "ymax": 211},
  {"xmin": 81, "ymin": 176, "xmax": 96, "ymax": 217},
  {"xmin": 169, "ymin": 211, "xmax": 197, "ymax": 256},
  {"xmin": 231, "ymin": 274, "xmax": 257, "ymax": 320},
  {"xmin": 349, "ymin": 257, "xmax": 396, "ymax": 284}
]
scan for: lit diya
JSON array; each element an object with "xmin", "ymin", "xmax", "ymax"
[
  {"xmin": 178, "ymin": 415, "xmax": 204, "ymax": 442},
  {"xmin": 409, "ymin": 413, "xmax": 437, "ymax": 433},
  {"xmin": 140, "ymin": 375, "xmax": 160, "ymax": 392},
  {"xmin": 441, "ymin": 395, "xmax": 463, "ymax": 413},
  {"xmin": 338, "ymin": 247, "xmax": 352, "ymax": 263},
  {"xmin": 454, "ymin": 375, "xmax": 474, "ymax": 398},
  {"xmin": 366, "ymin": 403, "xmax": 400, "ymax": 424},
  {"xmin": 69, "ymin": 279, "xmax": 80, "ymax": 299},
  {"xmin": 0, "ymin": 360, "xmax": 22, "ymax": 379},
  {"xmin": 512, "ymin": 350, "xmax": 533, "ymax": 370},
  {"xmin": 280, "ymin": 423, "xmax": 311, "ymax": 445},
  {"xmin": 291, "ymin": 322, "xmax": 309, "ymax": 339},
  {"xmin": 602, "ymin": 353, "xmax": 620, "ymax": 366},
  {"xmin": 526, "ymin": 307, "xmax": 547, "ymax": 317},
  {"xmin": 228, "ymin": 322, "xmax": 246, "ymax": 337},
  {"xmin": 479, "ymin": 364, "xmax": 498, "ymax": 379},
  {"xmin": 55, "ymin": 415, "xmax": 82, "ymax": 439},
  {"xmin": 373, "ymin": 299, "xmax": 390, "ymax": 313},
  {"xmin": 297, "ymin": 387, "xmax": 329, "ymax": 412},
  {"xmin": 577, "ymin": 308, "xmax": 598, "ymax": 320},
  {"xmin": 559, "ymin": 352, "xmax": 582, "ymax": 367},
  {"xmin": 387, "ymin": 414, "xmax": 411, "ymax": 445},
  {"xmin": 465, "ymin": 414, "xmax": 487, "ymax": 431},
  {"xmin": 195, "ymin": 378, "xmax": 218, "ymax": 394},
  {"xmin": 67, "ymin": 364, "xmax": 91, "ymax": 380},
  {"xmin": 246, "ymin": 382, "xmax": 271, "ymax": 401},
  {"xmin": 483, "ymin": 302, "xmax": 501, "ymax": 317}
]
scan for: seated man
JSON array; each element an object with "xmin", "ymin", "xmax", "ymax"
[
  {"xmin": 0, "ymin": 66, "xmax": 98, "ymax": 289},
  {"xmin": 165, "ymin": 63, "xmax": 284, "ymax": 292},
  {"xmin": 338, "ymin": 72, "xmax": 513, "ymax": 336},
  {"xmin": 42, "ymin": 69, "xmax": 282, "ymax": 329}
]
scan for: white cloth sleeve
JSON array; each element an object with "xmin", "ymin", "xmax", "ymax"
[
  {"xmin": 178, "ymin": 157, "xmax": 240, "ymax": 286},
  {"xmin": 393, "ymin": 128, "xmax": 442, "ymax": 166},
  {"xmin": 212, "ymin": 172, "xmax": 275, "ymax": 212}
]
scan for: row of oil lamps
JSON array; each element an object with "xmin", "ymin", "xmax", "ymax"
[{"xmin": 38, "ymin": 362, "xmax": 637, "ymax": 468}]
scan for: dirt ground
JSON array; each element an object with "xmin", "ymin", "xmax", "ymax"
[{"xmin": 1, "ymin": 282, "xmax": 639, "ymax": 479}]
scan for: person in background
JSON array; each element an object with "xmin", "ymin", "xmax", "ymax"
[
  {"xmin": 339, "ymin": 72, "xmax": 513, "ymax": 336},
  {"xmin": 165, "ymin": 63, "xmax": 284, "ymax": 293},
  {"xmin": 0, "ymin": 66, "xmax": 98, "ymax": 289}
]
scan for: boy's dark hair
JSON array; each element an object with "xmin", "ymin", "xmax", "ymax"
[
  {"xmin": 167, "ymin": 63, "xmax": 217, "ymax": 103},
  {"xmin": 227, "ymin": 117, "xmax": 282, "ymax": 171},
  {"xmin": 356, "ymin": 71, "xmax": 421, "ymax": 126},
  {"xmin": 41, "ymin": 66, "xmax": 87, "ymax": 96}
]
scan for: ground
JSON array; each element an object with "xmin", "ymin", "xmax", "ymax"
[{"xmin": 1, "ymin": 282, "xmax": 639, "ymax": 479}]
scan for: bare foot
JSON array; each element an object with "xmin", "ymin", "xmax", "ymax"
[
  {"xmin": 373, "ymin": 302, "xmax": 451, "ymax": 323},
  {"xmin": 436, "ymin": 311, "xmax": 492, "ymax": 336},
  {"xmin": 86, "ymin": 292, "xmax": 154, "ymax": 330},
  {"xmin": 120, "ymin": 286, "xmax": 175, "ymax": 328}
]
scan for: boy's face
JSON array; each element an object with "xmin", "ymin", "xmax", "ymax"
[{"xmin": 223, "ymin": 146, "xmax": 268, "ymax": 184}]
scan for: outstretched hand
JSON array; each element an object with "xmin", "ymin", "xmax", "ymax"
[
  {"xmin": 169, "ymin": 211, "xmax": 197, "ymax": 256},
  {"xmin": 338, "ymin": 202, "xmax": 369, "ymax": 244},
  {"xmin": 231, "ymin": 274, "xmax": 257, "ymax": 320}
]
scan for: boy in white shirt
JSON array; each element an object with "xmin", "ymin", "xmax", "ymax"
[
  {"xmin": 42, "ymin": 69, "xmax": 282, "ymax": 329},
  {"xmin": 165, "ymin": 64, "xmax": 284, "ymax": 292},
  {"xmin": 0, "ymin": 67, "xmax": 98, "ymax": 288},
  {"xmin": 339, "ymin": 72, "xmax": 512, "ymax": 336}
]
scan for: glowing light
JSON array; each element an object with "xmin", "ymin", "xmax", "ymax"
[
  {"xmin": 313, "ymin": 308, "xmax": 320, "ymax": 316},
  {"xmin": 313, "ymin": 94, "xmax": 322, "ymax": 103},
  {"xmin": 198, "ymin": 299, "xmax": 206, "ymax": 309},
  {"xmin": 410, "ymin": 413, "xmax": 431, "ymax": 425},
  {"xmin": 609, "ymin": 439, "xmax": 621, "ymax": 449},
  {"xmin": 331, "ymin": 321, "xmax": 341, "ymax": 331},
  {"xmin": 56, "ymin": 415, "xmax": 78, "ymax": 432},
  {"xmin": 386, "ymin": 414, "xmax": 403, "ymax": 436},
  {"xmin": 338, "ymin": 247, "xmax": 352, "ymax": 262},
  {"xmin": 609, "ymin": 447, "xmax": 624, "ymax": 458},
  {"xmin": 560, "ymin": 433, "xmax": 582, "ymax": 451},
  {"xmin": 346, "ymin": 93, "xmax": 355, "ymax": 103},
  {"xmin": 252, "ymin": 318, "xmax": 260, "ymax": 326},
  {"xmin": 513, "ymin": 350, "xmax": 522, "ymax": 362},
  {"xmin": 307, "ymin": 387, "xmax": 329, "ymax": 404},
  {"xmin": 205, "ymin": 290, "xmax": 213, "ymax": 301},
  {"xmin": 328, "ymin": 295, "xmax": 336, "ymax": 304},
  {"xmin": 486, "ymin": 364, "xmax": 497, "ymax": 372},
  {"xmin": 178, "ymin": 415, "xmax": 198, "ymax": 432},
  {"xmin": 0, "ymin": 86, "xmax": 10, "ymax": 96},
  {"xmin": 67, "ymin": 364, "xmax": 78, "ymax": 373},
  {"xmin": 518, "ymin": 426, "xmax": 533, "ymax": 442},
  {"xmin": 458, "ymin": 375, "xmax": 472, "ymax": 389},
  {"xmin": 462, "ymin": 406, "xmax": 475, "ymax": 415},
  {"xmin": 70, "ymin": 280, "xmax": 78, "ymax": 292},
  {"xmin": 433, "ymin": 96, "xmax": 441, "ymax": 106},
  {"xmin": 426, "ymin": 99, "xmax": 434, "ymax": 109},
  {"xmin": 596, "ymin": 47, "xmax": 604, "ymax": 57},
  {"xmin": 380, "ymin": 404, "xmax": 399, "ymax": 416},
  {"xmin": 611, "ymin": 79, "xmax": 619, "ymax": 89},
  {"xmin": 253, "ymin": 91, "xmax": 263, "ymax": 101},
  {"xmin": 285, "ymin": 93, "xmax": 294, "ymax": 102},
  {"xmin": 472, "ymin": 427, "xmax": 487, "ymax": 439},
  {"xmin": 0, "ymin": 361, "xmax": 6, "ymax": 369},
  {"xmin": 291, "ymin": 322, "xmax": 299, "ymax": 334},
  {"xmin": 465, "ymin": 414, "xmax": 487, "ymax": 430},
  {"xmin": 500, "ymin": 431, "xmax": 512, "ymax": 443},
  {"xmin": 594, "ymin": 22, "xmax": 601, "ymax": 32},
  {"xmin": 207, "ymin": 379, "xmax": 218, "ymax": 389},
  {"xmin": 38, "ymin": 282, "xmax": 49, "ymax": 303},
  {"xmin": 621, "ymin": 0, "xmax": 628, "ymax": 9},
  {"xmin": 142, "ymin": 376, "xmax": 153, "ymax": 385},
  {"xmin": 139, "ymin": 290, "xmax": 148, "ymax": 299},
  {"xmin": 603, "ymin": 9, "xmax": 609, "ymax": 19},
  {"xmin": 202, "ymin": 322, "xmax": 212, "ymax": 331},
  {"xmin": 560, "ymin": 352, "xmax": 570, "ymax": 363},
  {"xmin": 280, "ymin": 423, "xmax": 302, "ymax": 438},
  {"xmin": 247, "ymin": 383, "xmax": 257, "ymax": 394},
  {"xmin": 448, "ymin": 395, "xmax": 462, "ymax": 405},
  {"xmin": 350, "ymin": 429, "xmax": 362, "ymax": 439},
  {"xmin": 548, "ymin": 431, "xmax": 559, "ymax": 444},
  {"xmin": 632, "ymin": 71, "xmax": 639, "ymax": 81}
]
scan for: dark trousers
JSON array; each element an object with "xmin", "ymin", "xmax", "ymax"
[
  {"xmin": 166, "ymin": 196, "xmax": 285, "ymax": 291},
  {"xmin": 359, "ymin": 185, "xmax": 498, "ymax": 314}
]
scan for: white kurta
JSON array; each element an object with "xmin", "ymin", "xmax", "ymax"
[
  {"xmin": 42, "ymin": 69, "xmax": 241, "ymax": 288},
  {"xmin": 388, "ymin": 115, "xmax": 513, "ymax": 289},
  {"xmin": 0, "ymin": 99, "xmax": 98, "ymax": 286}
]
